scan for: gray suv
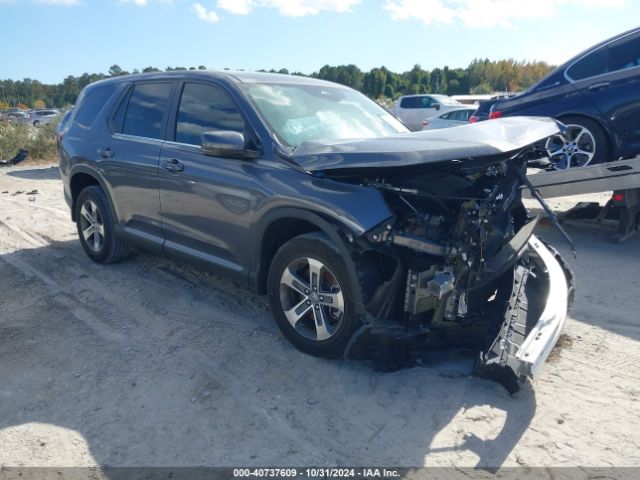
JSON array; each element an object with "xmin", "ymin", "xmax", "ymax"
[{"xmin": 60, "ymin": 71, "xmax": 572, "ymax": 387}]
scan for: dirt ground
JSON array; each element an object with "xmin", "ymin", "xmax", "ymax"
[{"xmin": 0, "ymin": 164, "xmax": 639, "ymax": 468}]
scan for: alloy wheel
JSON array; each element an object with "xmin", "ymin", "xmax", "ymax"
[
  {"xmin": 279, "ymin": 257, "xmax": 345, "ymax": 341},
  {"xmin": 545, "ymin": 124, "xmax": 597, "ymax": 170},
  {"xmin": 79, "ymin": 200, "xmax": 105, "ymax": 253}
]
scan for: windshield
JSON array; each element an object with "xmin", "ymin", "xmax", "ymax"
[{"xmin": 243, "ymin": 83, "xmax": 408, "ymax": 147}]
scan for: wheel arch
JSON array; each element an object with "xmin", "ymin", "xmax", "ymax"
[
  {"xmin": 252, "ymin": 208, "xmax": 365, "ymax": 310},
  {"xmin": 69, "ymin": 166, "xmax": 117, "ymax": 223}
]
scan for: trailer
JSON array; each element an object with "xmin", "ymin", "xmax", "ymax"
[
  {"xmin": 526, "ymin": 157, "xmax": 640, "ymax": 199},
  {"xmin": 525, "ymin": 157, "xmax": 640, "ymax": 242}
]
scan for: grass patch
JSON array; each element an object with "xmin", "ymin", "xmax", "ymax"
[{"xmin": 0, "ymin": 119, "xmax": 59, "ymax": 164}]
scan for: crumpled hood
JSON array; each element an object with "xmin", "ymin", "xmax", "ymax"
[{"xmin": 291, "ymin": 117, "xmax": 562, "ymax": 172}]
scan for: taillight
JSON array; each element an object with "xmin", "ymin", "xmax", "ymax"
[
  {"xmin": 469, "ymin": 116, "xmax": 479, "ymax": 123},
  {"xmin": 489, "ymin": 110, "xmax": 503, "ymax": 120},
  {"xmin": 613, "ymin": 192, "xmax": 624, "ymax": 203}
]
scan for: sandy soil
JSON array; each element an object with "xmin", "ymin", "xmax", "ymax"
[{"xmin": 0, "ymin": 164, "xmax": 639, "ymax": 468}]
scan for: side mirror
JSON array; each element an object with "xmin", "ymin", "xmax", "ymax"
[
  {"xmin": 201, "ymin": 130, "xmax": 257, "ymax": 159},
  {"xmin": 434, "ymin": 104, "xmax": 441, "ymax": 111}
]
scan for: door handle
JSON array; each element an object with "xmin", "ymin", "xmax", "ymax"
[
  {"xmin": 588, "ymin": 81, "xmax": 610, "ymax": 91},
  {"xmin": 161, "ymin": 158, "xmax": 185, "ymax": 173},
  {"xmin": 98, "ymin": 147, "xmax": 114, "ymax": 159}
]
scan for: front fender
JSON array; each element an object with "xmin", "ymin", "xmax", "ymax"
[{"xmin": 251, "ymin": 207, "xmax": 388, "ymax": 309}]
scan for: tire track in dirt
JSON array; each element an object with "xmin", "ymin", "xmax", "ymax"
[
  {"xmin": 1, "ymin": 195, "xmax": 70, "ymax": 221},
  {"xmin": 0, "ymin": 212, "xmax": 266, "ymax": 349},
  {"xmin": 0, "ymin": 243, "xmax": 126, "ymax": 343}
]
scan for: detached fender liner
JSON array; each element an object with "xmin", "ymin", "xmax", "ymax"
[{"xmin": 476, "ymin": 234, "xmax": 569, "ymax": 391}]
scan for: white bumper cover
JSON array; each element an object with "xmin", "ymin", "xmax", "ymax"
[{"xmin": 516, "ymin": 235, "xmax": 569, "ymax": 377}]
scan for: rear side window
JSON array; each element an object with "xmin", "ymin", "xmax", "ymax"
[
  {"xmin": 567, "ymin": 48, "xmax": 608, "ymax": 81},
  {"xmin": 475, "ymin": 101, "xmax": 493, "ymax": 115},
  {"xmin": 74, "ymin": 83, "xmax": 117, "ymax": 128},
  {"xmin": 447, "ymin": 110, "xmax": 471, "ymax": 121},
  {"xmin": 608, "ymin": 34, "xmax": 640, "ymax": 72},
  {"xmin": 175, "ymin": 83, "xmax": 245, "ymax": 146},
  {"xmin": 122, "ymin": 82, "xmax": 173, "ymax": 139},
  {"xmin": 400, "ymin": 96, "xmax": 435, "ymax": 109}
]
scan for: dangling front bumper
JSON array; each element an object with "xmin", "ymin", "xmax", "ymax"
[
  {"xmin": 478, "ymin": 235, "xmax": 572, "ymax": 385},
  {"xmin": 346, "ymin": 232, "xmax": 573, "ymax": 392}
]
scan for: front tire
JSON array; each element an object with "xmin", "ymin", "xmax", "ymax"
[
  {"xmin": 75, "ymin": 186, "xmax": 130, "ymax": 264},
  {"xmin": 267, "ymin": 232, "xmax": 362, "ymax": 358}
]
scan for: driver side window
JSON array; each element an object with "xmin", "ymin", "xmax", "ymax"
[
  {"xmin": 175, "ymin": 83, "xmax": 245, "ymax": 146},
  {"xmin": 421, "ymin": 96, "xmax": 436, "ymax": 108}
]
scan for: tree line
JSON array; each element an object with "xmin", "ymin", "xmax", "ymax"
[{"xmin": 0, "ymin": 59, "xmax": 554, "ymax": 109}]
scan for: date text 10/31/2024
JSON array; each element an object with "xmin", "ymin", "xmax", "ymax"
[{"xmin": 233, "ymin": 468, "xmax": 401, "ymax": 478}]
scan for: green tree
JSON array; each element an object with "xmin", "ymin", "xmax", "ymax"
[{"xmin": 108, "ymin": 65, "xmax": 128, "ymax": 76}]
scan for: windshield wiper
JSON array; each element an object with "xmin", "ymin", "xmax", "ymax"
[{"xmin": 274, "ymin": 144, "xmax": 303, "ymax": 167}]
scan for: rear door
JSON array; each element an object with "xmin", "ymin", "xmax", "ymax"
[
  {"xmin": 569, "ymin": 32, "xmax": 640, "ymax": 156},
  {"xmin": 158, "ymin": 81, "xmax": 259, "ymax": 282},
  {"xmin": 105, "ymin": 81, "xmax": 176, "ymax": 253}
]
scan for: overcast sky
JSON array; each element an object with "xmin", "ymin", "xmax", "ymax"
[{"xmin": 0, "ymin": 0, "xmax": 637, "ymax": 83}]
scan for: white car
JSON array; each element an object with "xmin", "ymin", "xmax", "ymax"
[
  {"xmin": 421, "ymin": 107, "xmax": 477, "ymax": 130},
  {"xmin": 394, "ymin": 94, "xmax": 465, "ymax": 131},
  {"xmin": 30, "ymin": 109, "xmax": 60, "ymax": 128}
]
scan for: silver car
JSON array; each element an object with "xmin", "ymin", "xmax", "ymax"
[
  {"xmin": 2, "ymin": 111, "xmax": 31, "ymax": 125},
  {"xmin": 421, "ymin": 107, "xmax": 477, "ymax": 130},
  {"xmin": 30, "ymin": 109, "xmax": 60, "ymax": 128},
  {"xmin": 394, "ymin": 94, "xmax": 465, "ymax": 131}
]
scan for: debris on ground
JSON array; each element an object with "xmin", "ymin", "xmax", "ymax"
[
  {"xmin": 0, "ymin": 149, "xmax": 28, "ymax": 167},
  {"xmin": 547, "ymin": 333, "xmax": 574, "ymax": 363}
]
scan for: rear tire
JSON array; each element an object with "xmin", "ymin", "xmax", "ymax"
[
  {"xmin": 546, "ymin": 115, "xmax": 610, "ymax": 168},
  {"xmin": 75, "ymin": 186, "xmax": 130, "ymax": 264},
  {"xmin": 267, "ymin": 232, "xmax": 363, "ymax": 358}
]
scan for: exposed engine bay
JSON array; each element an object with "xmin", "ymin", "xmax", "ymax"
[
  {"xmin": 364, "ymin": 156, "xmax": 532, "ymax": 323},
  {"xmin": 327, "ymin": 153, "xmax": 571, "ymax": 392},
  {"xmin": 292, "ymin": 118, "xmax": 574, "ymax": 391},
  {"xmin": 327, "ymin": 151, "xmax": 538, "ymax": 326}
]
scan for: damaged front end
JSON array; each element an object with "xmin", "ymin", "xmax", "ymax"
[{"xmin": 294, "ymin": 118, "xmax": 574, "ymax": 390}]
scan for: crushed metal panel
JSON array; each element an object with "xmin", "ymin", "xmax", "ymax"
[{"xmin": 291, "ymin": 117, "xmax": 562, "ymax": 172}]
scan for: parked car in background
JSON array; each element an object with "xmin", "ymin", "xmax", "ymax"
[
  {"xmin": 422, "ymin": 107, "xmax": 476, "ymax": 130},
  {"xmin": 394, "ymin": 94, "xmax": 465, "ymax": 131},
  {"xmin": 469, "ymin": 95, "xmax": 517, "ymax": 123},
  {"xmin": 30, "ymin": 109, "xmax": 60, "ymax": 128},
  {"xmin": 489, "ymin": 27, "xmax": 640, "ymax": 169},
  {"xmin": 59, "ymin": 71, "xmax": 571, "ymax": 385},
  {"xmin": 3, "ymin": 111, "xmax": 31, "ymax": 125}
]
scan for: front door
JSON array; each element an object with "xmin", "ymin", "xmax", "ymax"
[{"xmin": 159, "ymin": 81, "xmax": 259, "ymax": 282}]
